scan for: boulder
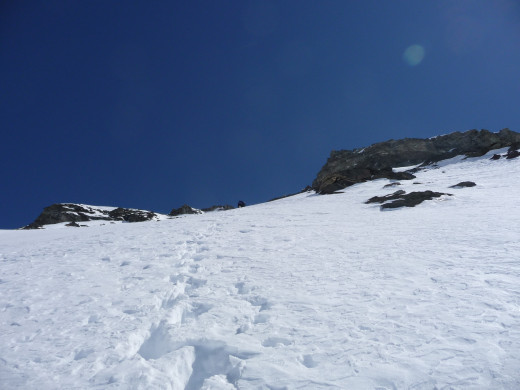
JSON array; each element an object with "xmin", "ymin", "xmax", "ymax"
[{"xmin": 449, "ymin": 181, "xmax": 476, "ymax": 188}]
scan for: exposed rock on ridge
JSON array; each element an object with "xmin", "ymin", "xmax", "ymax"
[
  {"xmin": 107, "ymin": 207, "xmax": 156, "ymax": 222},
  {"xmin": 313, "ymin": 128, "xmax": 520, "ymax": 194},
  {"xmin": 169, "ymin": 204, "xmax": 202, "ymax": 217},
  {"xmin": 23, "ymin": 204, "xmax": 158, "ymax": 229},
  {"xmin": 24, "ymin": 201, "xmax": 238, "ymax": 229}
]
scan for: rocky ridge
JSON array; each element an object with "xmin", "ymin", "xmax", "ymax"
[
  {"xmin": 22, "ymin": 204, "xmax": 160, "ymax": 229},
  {"xmin": 312, "ymin": 128, "xmax": 520, "ymax": 194},
  {"xmin": 23, "ymin": 202, "xmax": 237, "ymax": 229},
  {"xmin": 22, "ymin": 129, "xmax": 520, "ymax": 228}
]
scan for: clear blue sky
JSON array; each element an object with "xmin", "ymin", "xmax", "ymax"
[{"xmin": 2, "ymin": 1, "xmax": 519, "ymax": 229}]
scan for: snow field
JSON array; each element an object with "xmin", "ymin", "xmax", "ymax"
[{"xmin": 1, "ymin": 151, "xmax": 519, "ymax": 389}]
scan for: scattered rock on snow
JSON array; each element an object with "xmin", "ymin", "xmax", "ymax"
[
  {"xmin": 506, "ymin": 143, "xmax": 520, "ymax": 159},
  {"xmin": 507, "ymin": 150, "xmax": 520, "ymax": 159},
  {"xmin": 366, "ymin": 190, "xmax": 451, "ymax": 210},
  {"xmin": 488, "ymin": 142, "xmax": 519, "ymax": 160},
  {"xmin": 366, "ymin": 190, "xmax": 406, "ymax": 204},
  {"xmin": 449, "ymin": 181, "xmax": 476, "ymax": 189},
  {"xmin": 383, "ymin": 182, "xmax": 401, "ymax": 188}
]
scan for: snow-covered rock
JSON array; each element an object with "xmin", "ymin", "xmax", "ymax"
[{"xmin": 22, "ymin": 203, "xmax": 166, "ymax": 229}]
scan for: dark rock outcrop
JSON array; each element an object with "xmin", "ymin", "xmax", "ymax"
[
  {"xmin": 366, "ymin": 190, "xmax": 451, "ymax": 209},
  {"xmin": 450, "ymin": 181, "xmax": 476, "ymax": 188},
  {"xmin": 169, "ymin": 204, "xmax": 201, "ymax": 217},
  {"xmin": 317, "ymin": 175, "xmax": 359, "ymax": 194},
  {"xmin": 371, "ymin": 170, "xmax": 416, "ymax": 181},
  {"xmin": 313, "ymin": 128, "xmax": 520, "ymax": 194},
  {"xmin": 23, "ymin": 204, "xmax": 105, "ymax": 229},
  {"xmin": 507, "ymin": 150, "xmax": 520, "ymax": 159},
  {"xmin": 506, "ymin": 142, "xmax": 520, "ymax": 159},
  {"xmin": 366, "ymin": 190, "xmax": 406, "ymax": 204},
  {"xmin": 23, "ymin": 203, "xmax": 158, "ymax": 229},
  {"xmin": 316, "ymin": 169, "xmax": 416, "ymax": 195},
  {"xmin": 108, "ymin": 207, "xmax": 156, "ymax": 222},
  {"xmin": 383, "ymin": 182, "xmax": 401, "ymax": 188},
  {"xmin": 487, "ymin": 142, "xmax": 519, "ymax": 160}
]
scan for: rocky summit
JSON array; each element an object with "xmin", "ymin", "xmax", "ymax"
[{"xmin": 312, "ymin": 128, "xmax": 520, "ymax": 194}]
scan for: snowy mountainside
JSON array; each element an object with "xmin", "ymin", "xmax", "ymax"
[{"xmin": 1, "ymin": 149, "xmax": 520, "ymax": 389}]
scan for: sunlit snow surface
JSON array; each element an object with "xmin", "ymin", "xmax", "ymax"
[{"xmin": 1, "ymin": 151, "xmax": 519, "ymax": 389}]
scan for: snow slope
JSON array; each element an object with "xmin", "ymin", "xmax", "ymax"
[{"xmin": 1, "ymin": 150, "xmax": 519, "ymax": 389}]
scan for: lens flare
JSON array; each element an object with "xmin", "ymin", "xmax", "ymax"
[{"xmin": 403, "ymin": 44, "xmax": 425, "ymax": 66}]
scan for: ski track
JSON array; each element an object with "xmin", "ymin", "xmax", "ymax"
[{"xmin": 1, "ymin": 151, "xmax": 520, "ymax": 389}]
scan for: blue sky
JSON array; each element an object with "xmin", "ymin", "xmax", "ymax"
[{"xmin": 2, "ymin": 0, "xmax": 519, "ymax": 229}]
